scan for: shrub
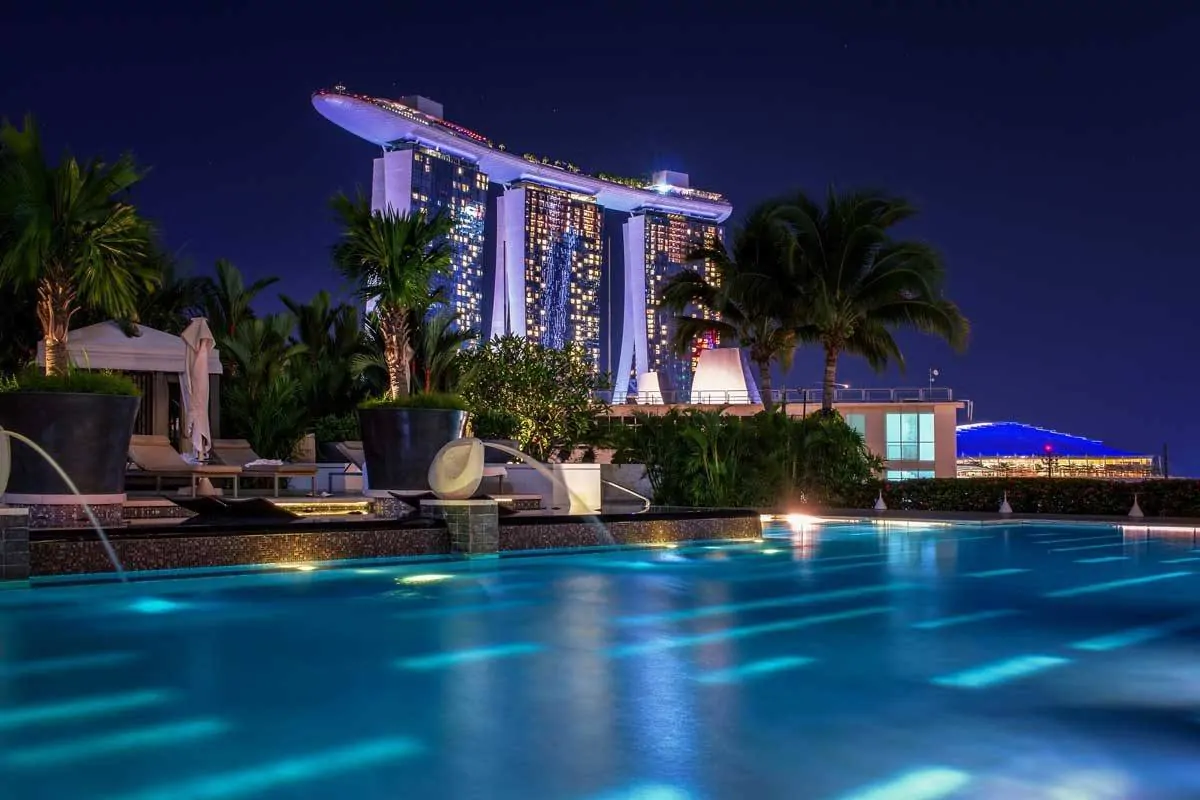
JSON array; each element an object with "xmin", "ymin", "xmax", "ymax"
[
  {"xmin": 612, "ymin": 408, "xmax": 881, "ymax": 508},
  {"xmin": 0, "ymin": 366, "xmax": 139, "ymax": 396},
  {"xmin": 842, "ymin": 477, "xmax": 1200, "ymax": 518},
  {"xmin": 470, "ymin": 409, "xmax": 522, "ymax": 440},
  {"xmin": 457, "ymin": 335, "xmax": 609, "ymax": 461},
  {"xmin": 360, "ymin": 392, "xmax": 469, "ymax": 411},
  {"xmin": 223, "ymin": 373, "xmax": 307, "ymax": 460},
  {"xmin": 311, "ymin": 412, "xmax": 360, "ymax": 444}
]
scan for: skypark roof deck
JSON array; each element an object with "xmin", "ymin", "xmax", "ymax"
[{"xmin": 312, "ymin": 88, "xmax": 732, "ymax": 222}]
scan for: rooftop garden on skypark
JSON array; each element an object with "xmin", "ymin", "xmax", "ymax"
[{"xmin": 321, "ymin": 86, "xmax": 727, "ymax": 203}]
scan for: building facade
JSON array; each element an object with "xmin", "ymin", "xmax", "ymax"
[
  {"xmin": 314, "ymin": 88, "xmax": 731, "ymax": 380},
  {"xmin": 369, "ymin": 144, "xmax": 488, "ymax": 331},
  {"xmin": 614, "ymin": 209, "xmax": 723, "ymax": 398},
  {"xmin": 490, "ymin": 182, "xmax": 604, "ymax": 365}
]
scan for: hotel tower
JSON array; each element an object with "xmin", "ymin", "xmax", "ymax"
[{"xmin": 313, "ymin": 87, "xmax": 731, "ymax": 398}]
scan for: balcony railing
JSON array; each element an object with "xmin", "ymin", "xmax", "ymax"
[{"xmin": 597, "ymin": 386, "xmax": 956, "ymax": 406}]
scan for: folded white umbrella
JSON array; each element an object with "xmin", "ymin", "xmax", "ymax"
[{"xmin": 180, "ymin": 318, "xmax": 216, "ymax": 461}]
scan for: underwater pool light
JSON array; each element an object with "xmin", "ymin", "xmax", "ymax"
[{"xmin": 398, "ymin": 573, "xmax": 454, "ymax": 585}]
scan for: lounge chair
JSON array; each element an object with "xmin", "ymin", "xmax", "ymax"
[
  {"xmin": 333, "ymin": 441, "xmax": 364, "ymax": 470},
  {"xmin": 211, "ymin": 439, "xmax": 319, "ymax": 498},
  {"xmin": 127, "ymin": 435, "xmax": 242, "ymax": 498}
]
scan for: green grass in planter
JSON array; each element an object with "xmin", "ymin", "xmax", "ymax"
[
  {"xmin": 0, "ymin": 368, "xmax": 139, "ymax": 396},
  {"xmin": 360, "ymin": 392, "xmax": 469, "ymax": 411}
]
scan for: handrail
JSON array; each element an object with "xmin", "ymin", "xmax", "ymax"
[{"xmin": 597, "ymin": 386, "xmax": 956, "ymax": 406}]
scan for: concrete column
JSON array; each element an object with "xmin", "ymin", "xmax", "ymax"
[
  {"xmin": 420, "ymin": 499, "xmax": 499, "ymax": 558},
  {"xmin": 614, "ymin": 214, "xmax": 648, "ymax": 399},
  {"xmin": 489, "ymin": 188, "xmax": 527, "ymax": 339}
]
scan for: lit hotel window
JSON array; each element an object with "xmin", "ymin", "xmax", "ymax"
[{"xmin": 885, "ymin": 413, "xmax": 934, "ymax": 461}]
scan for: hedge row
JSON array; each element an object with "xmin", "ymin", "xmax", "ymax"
[{"xmin": 843, "ymin": 478, "xmax": 1200, "ymax": 518}]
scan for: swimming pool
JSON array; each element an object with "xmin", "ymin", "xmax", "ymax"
[{"xmin": 1, "ymin": 519, "xmax": 1198, "ymax": 798}]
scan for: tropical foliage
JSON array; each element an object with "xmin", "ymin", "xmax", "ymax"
[
  {"xmin": 782, "ymin": 188, "xmax": 970, "ymax": 410},
  {"xmin": 613, "ymin": 409, "xmax": 881, "ymax": 508},
  {"xmin": 331, "ymin": 194, "xmax": 453, "ymax": 400},
  {"xmin": 0, "ymin": 365, "xmax": 139, "ymax": 396},
  {"xmin": 0, "ymin": 115, "xmax": 159, "ymax": 376},
  {"xmin": 458, "ymin": 335, "xmax": 610, "ymax": 461},
  {"xmin": 659, "ymin": 202, "xmax": 803, "ymax": 411},
  {"xmin": 661, "ymin": 188, "xmax": 968, "ymax": 411}
]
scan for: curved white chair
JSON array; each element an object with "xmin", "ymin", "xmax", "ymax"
[{"xmin": 428, "ymin": 438, "xmax": 485, "ymax": 500}]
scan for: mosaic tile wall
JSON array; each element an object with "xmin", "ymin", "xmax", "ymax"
[
  {"xmin": 12, "ymin": 502, "xmax": 123, "ymax": 530},
  {"xmin": 421, "ymin": 502, "xmax": 499, "ymax": 556},
  {"xmin": 1, "ymin": 510, "xmax": 31, "ymax": 582},
  {"xmin": 32, "ymin": 526, "xmax": 451, "ymax": 576},
  {"xmin": 29, "ymin": 512, "xmax": 762, "ymax": 577},
  {"xmin": 500, "ymin": 515, "xmax": 762, "ymax": 551}
]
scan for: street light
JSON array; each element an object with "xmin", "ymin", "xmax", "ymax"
[{"xmin": 928, "ymin": 368, "xmax": 939, "ymax": 394}]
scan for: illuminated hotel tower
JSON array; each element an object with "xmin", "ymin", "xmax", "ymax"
[
  {"xmin": 615, "ymin": 189, "xmax": 724, "ymax": 399},
  {"xmin": 367, "ymin": 103, "xmax": 488, "ymax": 331},
  {"xmin": 312, "ymin": 88, "xmax": 731, "ymax": 382},
  {"xmin": 490, "ymin": 182, "xmax": 603, "ymax": 364}
]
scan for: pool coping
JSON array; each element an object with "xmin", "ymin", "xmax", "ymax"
[{"xmin": 807, "ymin": 508, "xmax": 1200, "ymax": 530}]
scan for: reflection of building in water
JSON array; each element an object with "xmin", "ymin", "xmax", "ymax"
[{"xmin": 957, "ymin": 421, "xmax": 1156, "ymax": 479}]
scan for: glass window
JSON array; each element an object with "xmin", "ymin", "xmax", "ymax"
[
  {"xmin": 845, "ymin": 413, "xmax": 867, "ymax": 437},
  {"xmin": 887, "ymin": 470, "xmax": 935, "ymax": 481},
  {"xmin": 885, "ymin": 412, "xmax": 934, "ymax": 462}
]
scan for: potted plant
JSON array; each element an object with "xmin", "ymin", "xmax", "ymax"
[
  {"xmin": 0, "ymin": 116, "xmax": 157, "ymax": 499},
  {"xmin": 332, "ymin": 194, "xmax": 464, "ymax": 491},
  {"xmin": 469, "ymin": 409, "xmax": 522, "ymax": 464},
  {"xmin": 0, "ymin": 369, "xmax": 140, "ymax": 497}
]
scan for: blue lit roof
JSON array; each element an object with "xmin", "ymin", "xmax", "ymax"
[{"xmin": 956, "ymin": 421, "xmax": 1149, "ymax": 459}]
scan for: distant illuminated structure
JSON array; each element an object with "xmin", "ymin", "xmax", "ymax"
[
  {"xmin": 358, "ymin": 97, "xmax": 488, "ymax": 331},
  {"xmin": 615, "ymin": 186, "xmax": 724, "ymax": 399},
  {"xmin": 956, "ymin": 421, "xmax": 1155, "ymax": 479},
  {"xmin": 312, "ymin": 87, "xmax": 731, "ymax": 379},
  {"xmin": 493, "ymin": 181, "xmax": 602, "ymax": 363}
]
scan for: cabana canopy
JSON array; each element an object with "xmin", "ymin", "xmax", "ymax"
[{"xmin": 37, "ymin": 321, "xmax": 222, "ymax": 375}]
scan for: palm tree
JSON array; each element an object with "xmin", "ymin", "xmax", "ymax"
[
  {"xmin": 353, "ymin": 305, "xmax": 476, "ymax": 397},
  {"xmin": 659, "ymin": 202, "xmax": 802, "ymax": 412},
  {"xmin": 0, "ymin": 115, "xmax": 158, "ymax": 375},
  {"xmin": 782, "ymin": 188, "xmax": 969, "ymax": 412},
  {"xmin": 331, "ymin": 194, "xmax": 453, "ymax": 399},
  {"xmin": 281, "ymin": 290, "xmax": 364, "ymax": 416},
  {"xmin": 217, "ymin": 313, "xmax": 306, "ymax": 391},
  {"xmin": 414, "ymin": 309, "xmax": 477, "ymax": 393},
  {"xmin": 197, "ymin": 258, "xmax": 278, "ymax": 339}
]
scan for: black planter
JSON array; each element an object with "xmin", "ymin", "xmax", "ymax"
[
  {"xmin": 483, "ymin": 438, "xmax": 519, "ymax": 464},
  {"xmin": 358, "ymin": 407, "xmax": 466, "ymax": 491},
  {"xmin": 0, "ymin": 392, "xmax": 139, "ymax": 496}
]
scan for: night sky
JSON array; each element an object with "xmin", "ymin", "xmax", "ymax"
[{"xmin": 4, "ymin": 1, "xmax": 1198, "ymax": 473}]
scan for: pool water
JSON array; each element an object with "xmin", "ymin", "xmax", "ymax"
[{"xmin": 2, "ymin": 520, "xmax": 1200, "ymax": 799}]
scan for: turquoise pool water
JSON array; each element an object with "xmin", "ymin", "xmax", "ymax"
[{"xmin": 2, "ymin": 519, "xmax": 1200, "ymax": 798}]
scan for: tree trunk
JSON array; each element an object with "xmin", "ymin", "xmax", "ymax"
[
  {"xmin": 36, "ymin": 274, "xmax": 76, "ymax": 377},
  {"xmin": 378, "ymin": 306, "xmax": 413, "ymax": 399},
  {"xmin": 821, "ymin": 346, "xmax": 839, "ymax": 413},
  {"xmin": 757, "ymin": 359, "xmax": 775, "ymax": 413}
]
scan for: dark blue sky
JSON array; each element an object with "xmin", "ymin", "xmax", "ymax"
[{"xmin": 5, "ymin": 1, "xmax": 1198, "ymax": 473}]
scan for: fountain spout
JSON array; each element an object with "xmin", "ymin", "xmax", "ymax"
[{"xmin": 0, "ymin": 426, "xmax": 126, "ymax": 581}]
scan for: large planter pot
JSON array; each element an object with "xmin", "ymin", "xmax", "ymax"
[
  {"xmin": 0, "ymin": 392, "xmax": 139, "ymax": 496},
  {"xmin": 358, "ymin": 407, "xmax": 467, "ymax": 491}
]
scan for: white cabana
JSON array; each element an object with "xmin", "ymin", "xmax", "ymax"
[
  {"xmin": 37, "ymin": 321, "xmax": 223, "ymax": 442},
  {"xmin": 37, "ymin": 321, "xmax": 222, "ymax": 375}
]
